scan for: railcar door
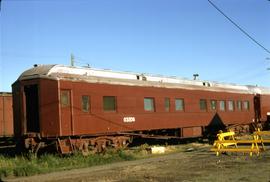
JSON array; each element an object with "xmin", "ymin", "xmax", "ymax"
[
  {"xmin": 254, "ymin": 95, "xmax": 261, "ymax": 122},
  {"xmin": 60, "ymin": 90, "xmax": 73, "ymax": 136},
  {"xmin": 24, "ymin": 84, "xmax": 40, "ymax": 133}
]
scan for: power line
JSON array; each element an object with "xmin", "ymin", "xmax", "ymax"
[{"xmin": 207, "ymin": 0, "xmax": 270, "ymax": 54}]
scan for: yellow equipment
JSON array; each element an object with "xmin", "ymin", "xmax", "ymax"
[
  {"xmin": 211, "ymin": 130, "xmax": 261, "ymax": 156},
  {"xmin": 253, "ymin": 129, "xmax": 270, "ymax": 151}
]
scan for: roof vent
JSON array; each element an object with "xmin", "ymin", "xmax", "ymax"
[
  {"xmin": 136, "ymin": 74, "xmax": 147, "ymax": 81},
  {"xmin": 142, "ymin": 74, "xmax": 147, "ymax": 81},
  {"xmin": 203, "ymin": 82, "xmax": 211, "ymax": 87}
]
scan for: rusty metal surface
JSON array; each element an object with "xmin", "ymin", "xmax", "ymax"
[
  {"xmin": 13, "ymin": 76, "xmax": 267, "ymax": 139},
  {"xmin": 57, "ymin": 80, "xmax": 256, "ymax": 136},
  {"xmin": 0, "ymin": 93, "xmax": 13, "ymax": 137},
  {"xmin": 259, "ymin": 95, "xmax": 270, "ymax": 121},
  {"xmin": 12, "ymin": 65, "xmax": 270, "ymax": 139},
  {"xmin": 182, "ymin": 127, "xmax": 202, "ymax": 137},
  {"xmin": 18, "ymin": 64, "xmax": 56, "ymax": 81}
]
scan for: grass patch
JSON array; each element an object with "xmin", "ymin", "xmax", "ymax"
[
  {"xmin": 0, "ymin": 149, "xmax": 136, "ymax": 179},
  {"xmin": 0, "ymin": 143, "xmax": 189, "ymax": 179}
]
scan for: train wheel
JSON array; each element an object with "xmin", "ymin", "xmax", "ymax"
[
  {"xmin": 81, "ymin": 142, "xmax": 90, "ymax": 156},
  {"xmin": 112, "ymin": 136, "xmax": 131, "ymax": 149},
  {"xmin": 94, "ymin": 139, "xmax": 107, "ymax": 153}
]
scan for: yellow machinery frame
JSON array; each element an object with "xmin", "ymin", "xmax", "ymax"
[{"xmin": 210, "ymin": 130, "xmax": 267, "ymax": 156}]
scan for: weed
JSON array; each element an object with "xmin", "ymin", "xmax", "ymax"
[
  {"xmin": 0, "ymin": 145, "xmax": 180, "ymax": 179},
  {"xmin": 0, "ymin": 149, "xmax": 137, "ymax": 179}
]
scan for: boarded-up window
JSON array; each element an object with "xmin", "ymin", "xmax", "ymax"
[
  {"xmin": 61, "ymin": 90, "xmax": 70, "ymax": 107},
  {"xmin": 237, "ymin": 101, "xmax": 242, "ymax": 111},
  {"xmin": 219, "ymin": 100, "xmax": 225, "ymax": 111},
  {"xmin": 82, "ymin": 95, "xmax": 90, "ymax": 112},
  {"xmin": 144, "ymin": 97, "xmax": 155, "ymax": 111},
  {"xmin": 243, "ymin": 101, "xmax": 250, "ymax": 110},
  {"xmin": 210, "ymin": 100, "xmax": 217, "ymax": 110},
  {"xmin": 199, "ymin": 99, "xmax": 207, "ymax": 111},
  {"xmin": 103, "ymin": 96, "xmax": 116, "ymax": 111},
  {"xmin": 165, "ymin": 98, "xmax": 170, "ymax": 112},
  {"xmin": 175, "ymin": 98, "xmax": 184, "ymax": 111}
]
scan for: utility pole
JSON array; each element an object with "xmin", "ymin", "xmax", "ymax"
[{"xmin": 71, "ymin": 53, "xmax": 75, "ymax": 66}]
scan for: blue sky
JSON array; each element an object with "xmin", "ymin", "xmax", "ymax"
[{"xmin": 1, "ymin": 0, "xmax": 270, "ymax": 92}]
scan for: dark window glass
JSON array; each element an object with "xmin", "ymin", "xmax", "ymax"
[
  {"xmin": 219, "ymin": 100, "xmax": 225, "ymax": 111},
  {"xmin": 61, "ymin": 90, "xmax": 70, "ymax": 107},
  {"xmin": 243, "ymin": 101, "xmax": 250, "ymax": 110},
  {"xmin": 144, "ymin": 98, "xmax": 155, "ymax": 111},
  {"xmin": 210, "ymin": 100, "xmax": 217, "ymax": 110},
  {"xmin": 237, "ymin": 101, "xmax": 242, "ymax": 111},
  {"xmin": 103, "ymin": 96, "xmax": 116, "ymax": 111},
  {"xmin": 82, "ymin": 95, "xmax": 90, "ymax": 112},
  {"xmin": 200, "ymin": 99, "xmax": 207, "ymax": 111},
  {"xmin": 228, "ymin": 100, "xmax": 234, "ymax": 111},
  {"xmin": 175, "ymin": 98, "xmax": 184, "ymax": 111},
  {"xmin": 165, "ymin": 98, "xmax": 170, "ymax": 112}
]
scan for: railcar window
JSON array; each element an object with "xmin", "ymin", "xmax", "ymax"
[
  {"xmin": 165, "ymin": 98, "xmax": 170, "ymax": 112},
  {"xmin": 219, "ymin": 100, "xmax": 225, "ymax": 111},
  {"xmin": 61, "ymin": 90, "xmax": 70, "ymax": 107},
  {"xmin": 144, "ymin": 98, "xmax": 155, "ymax": 111},
  {"xmin": 199, "ymin": 99, "xmax": 207, "ymax": 111},
  {"xmin": 243, "ymin": 101, "xmax": 250, "ymax": 110},
  {"xmin": 228, "ymin": 100, "xmax": 234, "ymax": 111},
  {"xmin": 237, "ymin": 101, "xmax": 242, "ymax": 111},
  {"xmin": 210, "ymin": 100, "xmax": 217, "ymax": 110},
  {"xmin": 82, "ymin": 95, "xmax": 90, "ymax": 112},
  {"xmin": 103, "ymin": 96, "xmax": 116, "ymax": 111},
  {"xmin": 175, "ymin": 98, "xmax": 184, "ymax": 111}
]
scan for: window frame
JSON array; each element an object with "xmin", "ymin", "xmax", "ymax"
[
  {"xmin": 243, "ymin": 100, "xmax": 250, "ymax": 111},
  {"xmin": 237, "ymin": 100, "xmax": 242, "ymax": 111},
  {"xmin": 60, "ymin": 90, "xmax": 70, "ymax": 108},
  {"xmin": 210, "ymin": 100, "xmax": 217, "ymax": 111},
  {"xmin": 144, "ymin": 97, "xmax": 155, "ymax": 112},
  {"xmin": 103, "ymin": 96, "xmax": 117, "ymax": 112},
  {"xmin": 228, "ymin": 100, "xmax": 234, "ymax": 111},
  {"xmin": 81, "ymin": 95, "xmax": 90, "ymax": 113},
  {"xmin": 219, "ymin": 100, "xmax": 226, "ymax": 111},
  {"xmin": 175, "ymin": 98, "xmax": 184, "ymax": 111},
  {"xmin": 164, "ymin": 97, "xmax": 170, "ymax": 112},
  {"xmin": 199, "ymin": 99, "xmax": 207, "ymax": 111}
]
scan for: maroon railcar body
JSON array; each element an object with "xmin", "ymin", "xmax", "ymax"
[
  {"xmin": 12, "ymin": 65, "xmax": 270, "ymax": 154},
  {"xmin": 0, "ymin": 92, "xmax": 13, "ymax": 137}
]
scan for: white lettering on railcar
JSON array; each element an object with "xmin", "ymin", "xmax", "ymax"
[{"xmin": 123, "ymin": 117, "xmax": 135, "ymax": 123}]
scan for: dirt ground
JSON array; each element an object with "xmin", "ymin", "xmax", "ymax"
[{"xmin": 3, "ymin": 143, "xmax": 270, "ymax": 182}]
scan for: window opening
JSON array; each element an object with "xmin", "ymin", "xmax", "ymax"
[
  {"xmin": 144, "ymin": 97, "xmax": 155, "ymax": 111},
  {"xmin": 103, "ymin": 96, "xmax": 116, "ymax": 111},
  {"xmin": 175, "ymin": 98, "xmax": 184, "ymax": 111},
  {"xmin": 82, "ymin": 95, "xmax": 90, "ymax": 112},
  {"xmin": 200, "ymin": 99, "xmax": 207, "ymax": 111}
]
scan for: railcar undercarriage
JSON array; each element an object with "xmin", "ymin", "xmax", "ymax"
[
  {"xmin": 16, "ymin": 120, "xmax": 267, "ymax": 156},
  {"xmin": 18, "ymin": 127, "xmax": 200, "ymax": 155}
]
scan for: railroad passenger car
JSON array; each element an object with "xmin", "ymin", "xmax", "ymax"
[
  {"xmin": 0, "ymin": 92, "xmax": 13, "ymax": 138},
  {"xmin": 12, "ymin": 64, "xmax": 270, "ymax": 154}
]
